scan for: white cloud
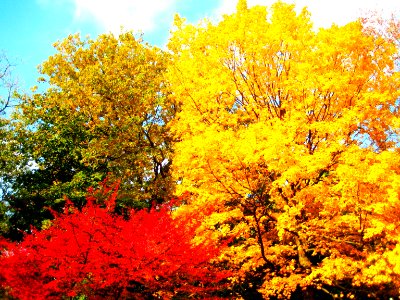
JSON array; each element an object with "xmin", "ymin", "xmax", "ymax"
[
  {"xmin": 215, "ymin": 0, "xmax": 400, "ymax": 29},
  {"xmin": 71, "ymin": 0, "xmax": 177, "ymax": 34}
]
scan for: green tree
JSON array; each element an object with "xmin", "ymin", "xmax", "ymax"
[
  {"xmin": 2, "ymin": 103, "xmax": 106, "ymax": 240},
  {"xmin": 2, "ymin": 32, "xmax": 175, "ymax": 240},
  {"xmin": 37, "ymin": 32, "xmax": 175, "ymax": 204}
]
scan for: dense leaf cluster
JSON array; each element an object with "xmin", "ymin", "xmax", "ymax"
[
  {"xmin": 0, "ymin": 181, "xmax": 229, "ymax": 299},
  {"xmin": 1, "ymin": 0, "xmax": 400, "ymax": 299}
]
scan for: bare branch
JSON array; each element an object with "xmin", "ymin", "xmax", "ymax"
[{"xmin": 0, "ymin": 52, "xmax": 18, "ymax": 114}]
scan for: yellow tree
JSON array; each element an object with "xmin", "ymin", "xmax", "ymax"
[
  {"xmin": 27, "ymin": 32, "xmax": 175, "ymax": 206},
  {"xmin": 168, "ymin": 0, "xmax": 400, "ymax": 298}
]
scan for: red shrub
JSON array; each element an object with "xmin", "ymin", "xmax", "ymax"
[{"xmin": 0, "ymin": 182, "xmax": 229, "ymax": 299}]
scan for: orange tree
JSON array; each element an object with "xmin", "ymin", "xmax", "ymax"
[{"xmin": 167, "ymin": 0, "xmax": 400, "ymax": 298}]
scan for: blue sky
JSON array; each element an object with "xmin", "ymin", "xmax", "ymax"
[
  {"xmin": 0, "ymin": 0, "xmax": 221, "ymax": 92},
  {"xmin": 1, "ymin": 0, "xmax": 399, "ymax": 93}
]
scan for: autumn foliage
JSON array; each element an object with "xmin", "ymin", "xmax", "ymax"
[
  {"xmin": 1, "ymin": 0, "xmax": 400, "ymax": 299},
  {"xmin": 0, "ymin": 181, "xmax": 230, "ymax": 299},
  {"xmin": 167, "ymin": 0, "xmax": 400, "ymax": 298}
]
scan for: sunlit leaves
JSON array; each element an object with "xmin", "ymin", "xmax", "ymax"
[
  {"xmin": 168, "ymin": 0, "xmax": 400, "ymax": 297},
  {"xmin": 3, "ymin": 31, "xmax": 177, "ymax": 240},
  {"xmin": 1, "ymin": 0, "xmax": 399, "ymax": 298},
  {"xmin": 37, "ymin": 31, "xmax": 174, "ymax": 204}
]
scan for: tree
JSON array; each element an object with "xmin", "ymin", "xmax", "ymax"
[
  {"xmin": 37, "ymin": 32, "xmax": 175, "ymax": 203},
  {"xmin": 0, "ymin": 52, "xmax": 17, "ymax": 114},
  {"xmin": 168, "ymin": 1, "xmax": 400, "ymax": 298},
  {"xmin": 1, "ymin": 103, "xmax": 107, "ymax": 240},
  {"xmin": 0, "ymin": 52, "xmax": 18, "ymax": 238},
  {"xmin": 2, "ymin": 31, "xmax": 175, "ymax": 240},
  {"xmin": 0, "ymin": 180, "xmax": 230, "ymax": 299}
]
